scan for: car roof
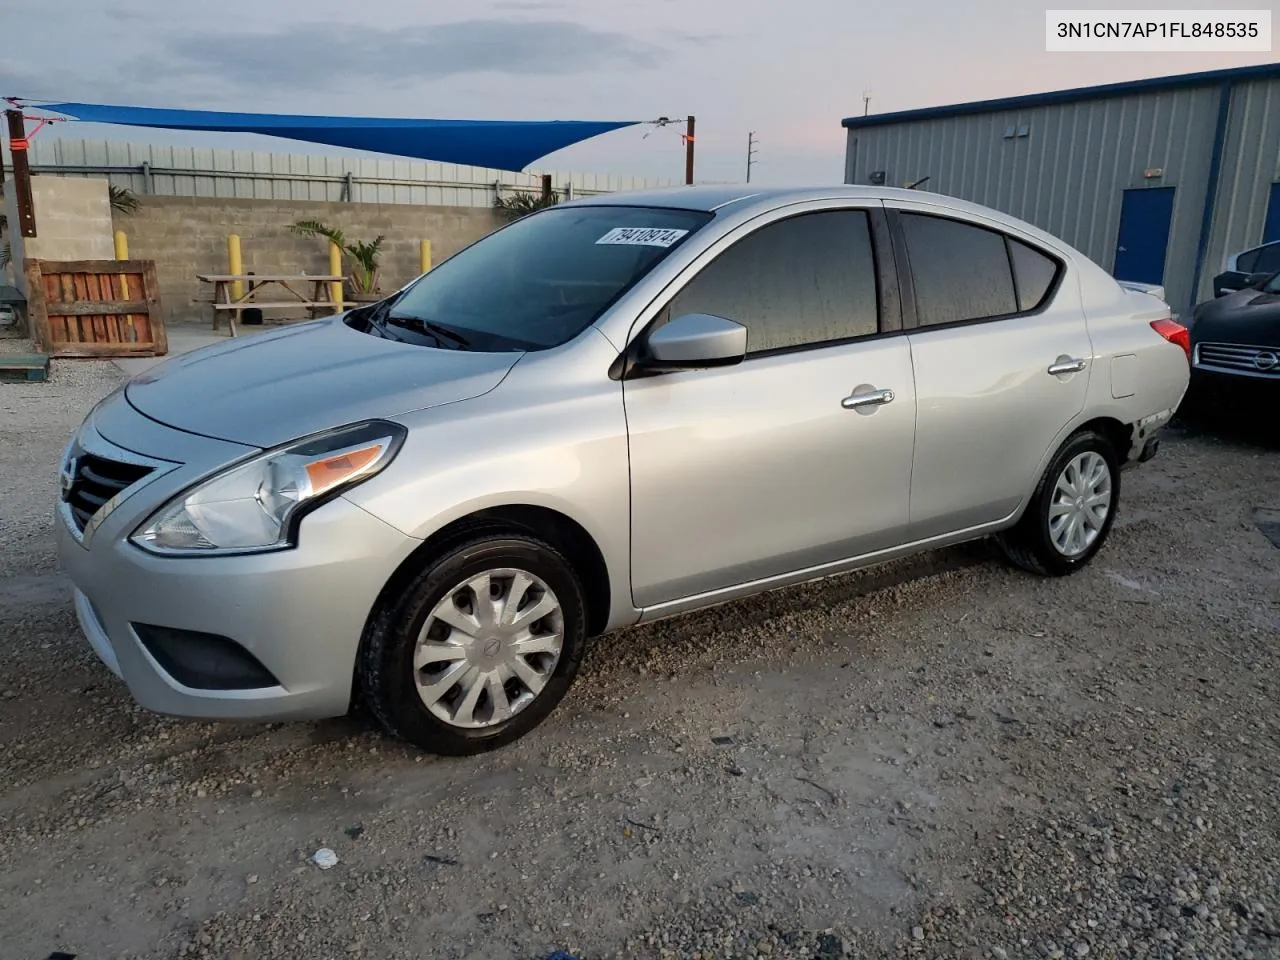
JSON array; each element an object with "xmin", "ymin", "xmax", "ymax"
[
  {"xmin": 563, "ymin": 183, "xmax": 999, "ymax": 217},
  {"xmin": 562, "ymin": 184, "xmax": 1087, "ymax": 272}
]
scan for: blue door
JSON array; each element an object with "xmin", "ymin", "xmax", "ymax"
[
  {"xmin": 1114, "ymin": 187, "xmax": 1176, "ymax": 284},
  {"xmin": 1263, "ymin": 182, "xmax": 1280, "ymax": 244}
]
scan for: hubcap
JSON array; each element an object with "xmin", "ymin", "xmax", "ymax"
[
  {"xmin": 1048, "ymin": 451, "xmax": 1112, "ymax": 558},
  {"xmin": 413, "ymin": 568, "xmax": 564, "ymax": 729}
]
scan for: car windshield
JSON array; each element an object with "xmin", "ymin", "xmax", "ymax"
[{"xmin": 352, "ymin": 205, "xmax": 712, "ymax": 351}]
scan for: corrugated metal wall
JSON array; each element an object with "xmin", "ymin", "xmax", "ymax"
[
  {"xmin": 843, "ymin": 84, "xmax": 1260, "ymax": 312},
  {"xmin": 1204, "ymin": 79, "xmax": 1280, "ymax": 297},
  {"xmin": 1, "ymin": 138, "xmax": 679, "ymax": 207}
]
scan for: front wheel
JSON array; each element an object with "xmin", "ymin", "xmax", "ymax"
[
  {"xmin": 359, "ymin": 533, "xmax": 588, "ymax": 755},
  {"xmin": 997, "ymin": 429, "xmax": 1121, "ymax": 577}
]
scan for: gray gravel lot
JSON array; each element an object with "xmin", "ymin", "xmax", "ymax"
[{"xmin": 1, "ymin": 361, "xmax": 1277, "ymax": 960}]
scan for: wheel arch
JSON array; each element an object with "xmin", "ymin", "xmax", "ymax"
[
  {"xmin": 1011, "ymin": 413, "xmax": 1134, "ymax": 526},
  {"xmin": 1072, "ymin": 415, "xmax": 1133, "ymax": 463},
  {"xmin": 365, "ymin": 503, "xmax": 616, "ymax": 641}
]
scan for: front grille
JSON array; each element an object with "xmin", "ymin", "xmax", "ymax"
[
  {"xmin": 1194, "ymin": 341, "xmax": 1280, "ymax": 377},
  {"xmin": 65, "ymin": 453, "xmax": 152, "ymax": 532}
]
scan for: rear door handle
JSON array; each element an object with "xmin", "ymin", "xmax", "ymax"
[
  {"xmin": 842, "ymin": 387, "xmax": 895, "ymax": 409},
  {"xmin": 1047, "ymin": 357, "xmax": 1087, "ymax": 376}
]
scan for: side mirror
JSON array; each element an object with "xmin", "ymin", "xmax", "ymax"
[
  {"xmin": 1213, "ymin": 271, "xmax": 1250, "ymax": 296},
  {"xmin": 640, "ymin": 313, "xmax": 747, "ymax": 372}
]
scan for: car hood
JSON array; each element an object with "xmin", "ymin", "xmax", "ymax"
[
  {"xmin": 125, "ymin": 317, "xmax": 521, "ymax": 447},
  {"xmin": 1189, "ymin": 289, "xmax": 1280, "ymax": 348}
]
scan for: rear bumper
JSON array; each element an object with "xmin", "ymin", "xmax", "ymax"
[{"xmin": 1124, "ymin": 406, "xmax": 1176, "ymax": 464}]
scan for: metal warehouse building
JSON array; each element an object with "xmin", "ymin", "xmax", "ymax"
[{"xmin": 842, "ymin": 62, "xmax": 1280, "ymax": 312}]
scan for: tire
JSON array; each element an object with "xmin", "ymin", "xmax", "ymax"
[
  {"xmin": 359, "ymin": 532, "xmax": 587, "ymax": 756},
  {"xmin": 997, "ymin": 429, "xmax": 1121, "ymax": 577}
]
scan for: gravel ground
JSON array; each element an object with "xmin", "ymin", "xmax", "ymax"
[{"xmin": 1, "ymin": 360, "xmax": 1276, "ymax": 960}]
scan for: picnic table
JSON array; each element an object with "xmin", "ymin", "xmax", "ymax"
[{"xmin": 196, "ymin": 274, "xmax": 346, "ymax": 337}]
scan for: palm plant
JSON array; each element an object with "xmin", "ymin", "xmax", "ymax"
[
  {"xmin": 0, "ymin": 213, "xmax": 9, "ymax": 271},
  {"xmin": 289, "ymin": 219, "xmax": 386, "ymax": 295},
  {"xmin": 494, "ymin": 189, "xmax": 560, "ymax": 220},
  {"xmin": 109, "ymin": 185, "xmax": 141, "ymax": 215}
]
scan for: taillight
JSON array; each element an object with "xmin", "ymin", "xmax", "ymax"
[{"xmin": 1150, "ymin": 318, "xmax": 1190, "ymax": 361}]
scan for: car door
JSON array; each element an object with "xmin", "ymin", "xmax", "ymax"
[
  {"xmin": 885, "ymin": 203, "xmax": 1093, "ymax": 539},
  {"xmin": 623, "ymin": 204, "xmax": 917, "ymax": 610}
]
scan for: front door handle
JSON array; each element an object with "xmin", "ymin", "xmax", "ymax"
[
  {"xmin": 1047, "ymin": 357, "xmax": 1087, "ymax": 376},
  {"xmin": 842, "ymin": 387, "xmax": 895, "ymax": 410}
]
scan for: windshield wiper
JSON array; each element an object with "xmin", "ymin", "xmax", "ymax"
[
  {"xmin": 359, "ymin": 296, "xmax": 402, "ymax": 338},
  {"xmin": 385, "ymin": 314, "xmax": 472, "ymax": 349}
]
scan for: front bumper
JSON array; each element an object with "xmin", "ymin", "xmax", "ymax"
[
  {"xmin": 1189, "ymin": 366, "xmax": 1280, "ymax": 394},
  {"xmin": 56, "ymin": 403, "xmax": 419, "ymax": 722}
]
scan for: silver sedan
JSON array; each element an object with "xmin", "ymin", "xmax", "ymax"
[{"xmin": 56, "ymin": 185, "xmax": 1190, "ymax": 754}]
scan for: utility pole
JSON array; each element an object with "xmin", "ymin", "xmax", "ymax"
[
  {"xmin": 5, "ymin": 109, "xmax": 37, "ymax": 237},
  {"xmin": 684, "ymin": 115, "xmax": 695, "ymax": 185},
  {"xmin": 745, "ymin": 131, "xmax": 759, "ymax": 183}
]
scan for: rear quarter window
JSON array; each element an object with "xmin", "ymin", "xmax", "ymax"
[{"xmin": 1008, "ymin": 238, "xmax": 1061, "ymax": 312}]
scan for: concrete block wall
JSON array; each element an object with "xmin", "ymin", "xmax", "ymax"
[
  {"xmin": 112, "ymin": 196, "xmax": 506, "ymax": 324},
  {"xmin": 4, "ymin": 177, "xmax": 115, "ymax": 294}
]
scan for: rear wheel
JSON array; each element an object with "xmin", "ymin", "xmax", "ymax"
[
  {"xmin": 997, "ymin": 429, "xmax": 1121, "ymax": 577},
  {"xmin": 359, "ymin": 533, "xmax": 587, "ymax": 755}
]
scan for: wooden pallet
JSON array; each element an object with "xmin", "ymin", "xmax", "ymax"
[
  {"xmin": 25, "ymin": 258, "xmax": 168, "ymax": 358},
  {"xmin": 0, "ymin": 352, "xmax": 51, "ymax": 382}
]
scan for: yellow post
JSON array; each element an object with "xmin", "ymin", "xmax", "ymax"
[
  {"xmin": 420, "ymin": 239, "xmax": 432, "ymax": 274},
  {"xmin": 114, "ymin": 231, "xmax": 131, "ymax": 297},
  {"xmin": 227, "ymin": 234, "xmax": 244, "ymax": 301},
  {"xmin": 115, "ymin": 230, "xmax": 135, "ymax": 337},
  {"xmin": 328, "ymin": 241, "xmax": 344, "ymax": 311}
]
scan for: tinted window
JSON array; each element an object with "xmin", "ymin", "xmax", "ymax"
[
  {"xmin": 1236, "ymin": 248, "xmax": 1261, "ymax": 273},
  {"xmin": 1254, "ymin": 243, "xmax": 1280, "ymax": 275},
  {"xmin": 369, "ymin": 205, "xmax": 711, "ymax": 351},
  {"xmin": 1009, "ymin": 238, "xmax": 1059, "ymax": 311},
  {"xmin": 664, "ymin": 210, "xmax": 879, "ymax": 354},
  {"xmin": 901, "ymin": 213, "xmax": 1017, "ymax": 326}
]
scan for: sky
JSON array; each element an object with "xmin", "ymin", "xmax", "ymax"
[{"xmin": 0, "ymin": 0, "xmax": 1275, "ymax": 184}]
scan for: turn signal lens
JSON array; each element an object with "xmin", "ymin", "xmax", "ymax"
[
  {"xmin": 304, "ymin": 445, "xmax": 385, "ymax": 495},
  {"xmin": 1150, "ymin": 318, "xmax": 1191, "ymax": 362}
]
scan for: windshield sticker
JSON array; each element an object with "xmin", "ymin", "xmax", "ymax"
[{"xmin": 595, "ymin": 227, "xmax": 690, "ymax": 248}]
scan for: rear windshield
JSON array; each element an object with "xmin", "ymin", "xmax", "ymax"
[{"xmin": 354, "ymin": 205, "xmax": 712, "ymax": 351}]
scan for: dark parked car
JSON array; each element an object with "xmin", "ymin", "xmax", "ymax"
[
  {"xmin": 1212, "ymin": 239, "xmax": 1280, "ymax": 297},
  {"xmin": 1188, "ymin": 269, "xmax": 1280, "ymax": 398}
]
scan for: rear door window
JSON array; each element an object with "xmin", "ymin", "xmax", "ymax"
[{"xmin": 900, "ymin": 213, "xmax": 1018, "ymax": 326}]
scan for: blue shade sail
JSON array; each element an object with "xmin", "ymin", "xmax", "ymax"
[{"xmin": 38, "ymin": 102, "xmax": 640, "ymax": 172}]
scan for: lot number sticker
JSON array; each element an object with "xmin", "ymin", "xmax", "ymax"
[{"xmin": 596, "ymin": 227, "xmax": 689, "ymax": 247}]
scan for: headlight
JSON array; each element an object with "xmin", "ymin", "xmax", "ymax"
[{"xmin": 131, "ymin": 420, "xmax": 406, "ymax": 556}]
